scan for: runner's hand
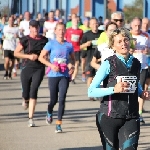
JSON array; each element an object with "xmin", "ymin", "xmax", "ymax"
[
  {"xmin": 86, "ymin": 41, "xmax": 92, "ymax": 47},
  {"xmin": 51, "ymin": 64, "xmax": 59, "ymax": 72},
  {"xmin": 142, "ymin": 91, "xmax": 150, "ymax": 100},
  {"xmin": 114, "ymin": 78, "xmax": 130, "ymax": 93},
  {"xmin": 68, "ymin": 63, "xmax": 74, "ymax": 75},
  {"xmin": 28, "ymin": 54, "xmax": 38, "ymax": 61}
]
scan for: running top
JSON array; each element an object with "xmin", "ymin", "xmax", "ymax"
[
  {"xmin": 20, "ymin": 35, "xmax": 48, "ymax": 68},
  {"xmin": 3, "ymin": 25, "xmax": 19, "ymax": 51},
  {"xmin": 97, "ymin": 31, "xmax": 135, "ymax": 49},
  {"xmin": 97, "ymin": 43, "xmax": 114, "ymax": 62},
  {"xmin": 43, "ymin": 39, "xmax": 74, "ymax": 77},
  {"xmin": 132, "ymin": 31, "xmax": 150, "ymax": 69},
  {"xmin": 43, "ymin": 20, "xmax": 57, "ymax": 39},
  {"xmin": 65, "ymin": 28, "xmax": 83, "ymax": 52},
  {"xmin": 79, "ymin": 25, "xmax": 91, "ymax": 33},
  {"xmin": 88, "ymin": 54, "xmax": 143, "ymax": 98},
  {"xmin": 66, "ymin": 21, "xmax": 81, "ymax": 29},
  {"xmin": 97, "ymin": 32, "xmax": 108, "ymax": 45},
  {"xmin": 19, "ymin": 20, "xmax": 30, "ymax": 36}
]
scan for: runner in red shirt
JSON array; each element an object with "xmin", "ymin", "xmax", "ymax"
[{"xmin": 65, "ymin": 17, "xmax": 83, "ymax": 84}]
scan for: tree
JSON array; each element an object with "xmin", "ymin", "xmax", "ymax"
[
  {"xmin": 0, "ymin": 5, "xmax": 9, "ymax": 17},
  {"xmin": 123, "ymin": 0, "xmax": 143, "ymax": 21}
]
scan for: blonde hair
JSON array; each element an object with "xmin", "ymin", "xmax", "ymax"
[
  {"xmin": 109, "ymin": 27, "xmax": 131, "ymax": 48},
  {"xmin": 55, "ymin": 22, "xmax": 65, "ymax": 30}
]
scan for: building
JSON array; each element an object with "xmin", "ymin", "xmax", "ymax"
[
  {"xmin": 10, "ymin": 0, "xmax": 124, "ymax": 20},
  {"xmin": 9, "ymin": 0, "xmax": 150, "ymax": 20}
]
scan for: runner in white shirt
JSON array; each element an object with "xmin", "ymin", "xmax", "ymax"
[
  {"xmin": 43, "ymin": 11, "xmax": 57, "ymax": 40},
  {"xmin": 130, "ymin": 17, "xmax": 150, "ymax": 125},
  {"xmin": 3, "ymin": 16, "xmax": 19, "ymax": 79},
  {"xmin": 19, "ymin": 11, "xmax": 31, "ymax": 37},
  {"xmin": 141, "ymin": 18, "xmax": 150, "ymax": 91}
]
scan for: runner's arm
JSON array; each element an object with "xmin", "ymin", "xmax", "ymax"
[{"xmin": 88, "ymin": 60, "xmax": 114, "ymax": 98}]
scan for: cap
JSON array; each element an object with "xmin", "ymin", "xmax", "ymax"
[
  {"xmin": 29, "ymin": 20, "xmax": 39, "ymax": 27},
  {"xmin": 82, "ymin": 17, "xmax": 90, "ymax": 22}
]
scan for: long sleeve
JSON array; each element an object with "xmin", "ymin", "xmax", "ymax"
[{"xmin": 88, "ymin": 60, "xmax": 114, "ymax": 97}]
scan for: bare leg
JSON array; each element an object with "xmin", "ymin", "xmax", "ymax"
[
  {"xmin": 81, "ymin": 57, "xmax": 86, "ymax": 73},
  {"xmin": 72, "ymin": 61, "xmax": 79, "ymax": 80},
  {"xmin": 29, "ymin": 98, "xmax": 37, "ymax": 119}
]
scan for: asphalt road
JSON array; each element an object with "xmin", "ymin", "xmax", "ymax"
[{"xmin": 0, "ymin": 58, "xmax": 150, "ymax": 150}]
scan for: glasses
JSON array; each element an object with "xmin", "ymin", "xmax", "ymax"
[{"xmin": 113, "ymin": 19, "xmax": 124, "ymax": 22}]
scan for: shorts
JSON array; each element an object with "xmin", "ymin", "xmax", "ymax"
[
  {"xmin": 140, "ymin": 69, "xmax": 148, "ymax": 89},
  {"xmin": 147, "ymin": 67, "xmax": 150, "ymax": 78},
  {"xmin": 4, "ymin": 50, "xmax": 15, "ymax": 59},
  {"xmin": 81, "ymin": 50, "xmax": 87, "ymax": 58},
  {"xmin": 0, "ymin": 38, "xmax": 2, "ymax": 44},
  {"xmin": 21, "ymin": 66, "xmax": 45, "ymax": 100},
  {"xmin": 75, "ymin": 51, "xmax": 81, "ymax": 61},
  {"xmin": 86, "ymin": 65, "xmax": 96, "ymax": 77}
]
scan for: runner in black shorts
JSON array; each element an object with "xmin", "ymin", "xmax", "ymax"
[
  {"xmin": 65, "ymin": 17, "xmax": 83, "ymax": 84},
  {"xmin": 3, "ymin": 17, "xmax": 18, "ymax": 79},
  {"xmin": 14, "ymin": 20, "xmax": 48, "ymax": 127},
  {"xmin": 80, "ymin": 17, "xmax": 103, "ymax": 100}
]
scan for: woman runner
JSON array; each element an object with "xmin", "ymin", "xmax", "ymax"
[
  {"xmin": 39, "ymin": 22, "xmax": 75, "ymax": 133},
  {"xmin": 88, "ymin": 27, "xmax": 150, "ymax": 150},
  {"xmin": 14, "ymin": 20, "xmax": 48, "ymax": 127}
]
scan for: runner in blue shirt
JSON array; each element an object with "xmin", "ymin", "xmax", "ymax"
[{"xmin": 39, "ymin": 22, "xmax": 75, "ymax": 133}]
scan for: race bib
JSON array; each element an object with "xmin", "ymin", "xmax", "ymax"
[
  {"xmin": 5, "ymin": 32, "xmax": 14, "ymax": 40},
  {"xmin": 71, "ymin": 34, "xmax": 80, "ymax": 42},
  {"xmin": 116, "ymin": 76, "xmax": 137, "ymax": 93},
  {"xmin": 92, "ymin": 40, "xmax": 97, "ymax": 46}
]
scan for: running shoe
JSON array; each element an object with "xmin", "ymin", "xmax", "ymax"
[
  {"xmin": 55, "ymin": 124, "xmax": 62, "ymax": 133},
  {"xmin": 46, "ymin": 112, "xmax": 53, "ymax": 124},
  {"xmin": 82, "ymin": 73, "xmax": 86, "ymax": 82},
  {"xmin": 3, "ymin": 74, "xmax": 8, "ymax": 80},
  {"xmin": 22, "ymin": 100, "xmax": 29, "ymax": 110},
  {"xmin": 71, "ymin": 79, "xmax": 76, "ymax": 84},
  {"xmin": 8, "ymin": 73, "xmax": 12, "ymax": 80},
  {"xmin": 28, "ymin": 118, "xmax": 35, "ymax": 127},
  {"xmin": 140, "ymin": 116, "xmax": 145, "ymax": 125}
]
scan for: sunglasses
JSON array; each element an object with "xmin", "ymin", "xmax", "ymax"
[{"xmin": 113, "ymin": 19, "xmax": 124, "ymax": 22}]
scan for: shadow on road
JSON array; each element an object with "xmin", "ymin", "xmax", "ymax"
[{"xmin": 59, "ymin": 146, "xmax": 103, "ymax": 150}]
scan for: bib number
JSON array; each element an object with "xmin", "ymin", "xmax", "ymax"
[{"xmin": 116, "ymin": 76, "xmax": 137, "ymax": 93}]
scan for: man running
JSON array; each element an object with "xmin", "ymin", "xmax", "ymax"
[
  {"xmin": 19, "ymin": 11, "xmax": 31, "ymax": 37},
  {"xmin": 65, "ymin": 17, "xmax": 83, "ymax": 84},
  {"xmin": 3, "ymin": 16, "xmax": 19, "ymax": 79},
  {"xmin": 130, "ymin": 17, "xmax": 150, "ymax": 125},
  {"xmin": 80, "ymin": 17, "xmax": 103, "ymax": 100},
  {"xmin": 43, "ymin": 11, "xmax": 57, "ymax": 40},
  {"xmin": 79, "ymin": 17, "xmax": 91, "ymax": 82}
]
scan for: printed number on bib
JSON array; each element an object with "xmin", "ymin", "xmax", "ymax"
[
  {"xmin": 116, "ymin": 76, "xmax": 137, "ymax": 93},
  {"xmin": 71, "ymin": 34, "xmax": 80, "ymax": 42}
]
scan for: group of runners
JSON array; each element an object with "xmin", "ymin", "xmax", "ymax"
[{"xmin": 1, "ymin": 9, "xmax": 150, "ymax": 150}]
